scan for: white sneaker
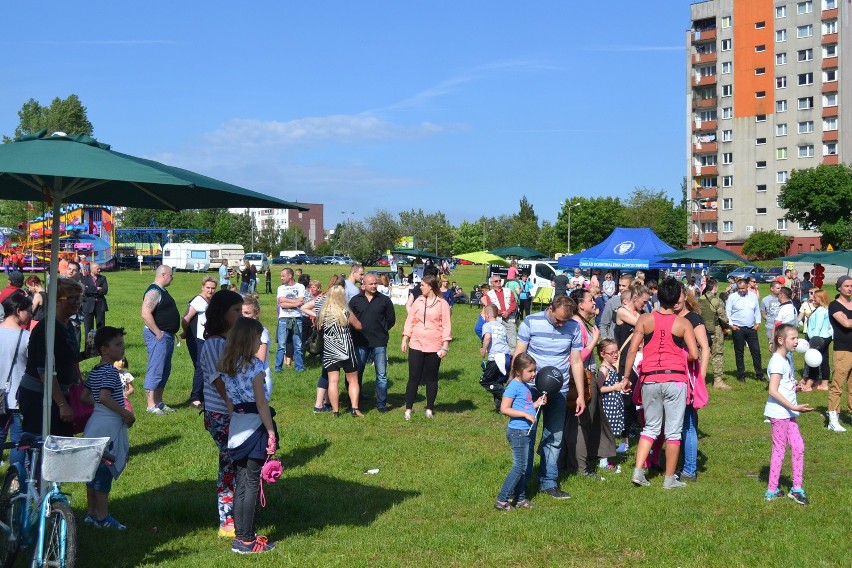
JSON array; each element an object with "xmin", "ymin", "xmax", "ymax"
[{"xmin": 827, "ymin": 412, "xmax": 847, "ymax": 432}]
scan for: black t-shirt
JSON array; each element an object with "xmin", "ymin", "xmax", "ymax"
[
  {"xmin": 25, "ymin": 318, "xmax": 80, "ymax": 386},
  {"xmin": 829, "ymin": 299, "xmax": 852, "ymax": 352},
  {"xmin": 554, "ymin": 274, "xmax": 569, "ymax": 296}
]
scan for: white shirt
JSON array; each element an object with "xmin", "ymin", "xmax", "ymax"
[
  {"xmin": 764, "ymin": 353, "xmax": 799, "ymax": 418},
  {"xmin": 277, "ymin": 282, "xmax": 306, "ymax": 318}
]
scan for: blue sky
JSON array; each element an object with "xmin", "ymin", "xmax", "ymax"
[{"xmin": 1, "ymin": 2, "xmax": 691, "ymax": 229}]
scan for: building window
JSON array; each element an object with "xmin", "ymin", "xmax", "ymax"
[
  {"xmin": 776, "ymin": 100, "xmax": 788, "ymax": 112},
  {"xmin": 824, "ymin": 117, "xmax": 838, "ymax": 131},
  {"xmin": 699, "ymin": 109, "xmax": 717, "ymax": 121},
  {"xmin": 797, "ymin": 1, "xmax": 813, "ymax": 13},
  {"xmin": 721, "ymin": 129, "xmax": 732, "ymax": 142},
  {"xmin": 776, "ymin": 76, "xmax": 787, "ymax": 88},
  {"xmin": 756, "ymin": 114, "xmax": 767, "ymax": 122},
  {"xmin": 823, "ymin": 69, "xmax": 837, "ymax": 83},
  {"xmin": 756, "ymin": 161, "xmax": 767, "ymax": 169},
  {"xmin": 722, "ymin": 198, "xmax": 733, "ymax": 209},
  {"xmin": 798, "ymin": 121, "xmax": 814, "ymax": 134},
  {"xmin": 755, "ymin": 21, "xmax": 766, "ymax": 29},
  {"xmin": 823, "ymin": 20, "xmax": 837, "ymax": 35},
  {"xmin": 702, "ymin": 221, "xmax": 718, "ymax": 233},
  {"xmin": 798, "ymin": 73, "xmax": 813, "ymax": 86},
  {"xmin": 722, "ymin": 175, "xmax": 733, "ymax": 187},
  {"xmin": 722, "ymin": 153, "xmax": 733, "ymax": 164},
  {"xmin": 777, "ymin": 219, "xmax": 788, "ymax": 230},
  {"xmin": 756, "ymin": 208, "xmax": 767, "ymax": 215},
  {"xmin": 823, "ymin": 93, "xmax": 838, "ymax": 107},
  {"xmin": 721, "ymin": 61, "xmax": 732, "ymax": 74},
  {"xmin": 755, "ymin": 91, "xmax": 766, "ymax": 99},
  {"xmin": 722, "ymin": 85, "xmax": 733, "ymax": 97},
  {"xmin": 824, "ymin": 0, "xmax": 837, "ymax": 8},
  {"xmin": 776, "ymin": 52, "xmax": 787, "ymax": 65},
  {"xmin": 777, "ymin": 171, "xmax": 789, "ymax": 183},
  {"xmin": 755, "ymin": 45, "xmax": 766, "ymax": 53},
  {"xmin": 700, "ymin": 177, "xmax": 717, "ymax": 189},
  {"xmin": 823, "ymin": 44, "xmax": 837, "ymax": 58},
  {"xmin": 824, "ymin": 142, "xmax": 838, "ymax": 156},
  {"xmin": 721, "ymin": 16, "xmax": 731, "ymax": 28},
  {"xmin": 776, "ymin": 123, "xmax": 788, "ymax": 136},
  {"xmin": 757, "ymin": 185, "xmax": 767, "ymax": 193},
  {"xmin": 755, "ymin": 67, "xmax": 766, "ymax": 75},
  {"xmin": 798, "ymin": 145, "xmax": 815, "ymax": 158},
  {"xmin": 721, "ymin": 38, "xmax": 732, "ymax": 51},
  {"xmin": 776, "ymin": 29, "xmax": 787, "ymax": 42},
  {"xmin": 723, "ymin": 221, "xmax": 733, "ymax": 233},
  {"xmin": 798, "ymin": 97, "xmax": 814, "ymax": 109},
  {"xmin": 756, "ymin": 138, "xmax": 767, "ymax": 145},
  {"xmin": 776, "ymin": 5, "xmax": 787, "ymax": 17},
  {"xmin": 777, "ymin": 147, "xmax": 788, "ymax": 159},
  {"xmin": 700, "ymin": 155, "xmax": 717, "ymax": 166},
  {"xmin": 797, "ymin": 49, "xmax": 813, "ymax": 62},
  {"xmin": 722, "ymin": 107, "xmax": 733, "ymax": 119},
  {"xmin": 698, "ymin": 65, "xmax": 716, "ymax": 77},
  {"xmin": 797, "ymin": 25, "xmax": 813, "ymax": 38}
]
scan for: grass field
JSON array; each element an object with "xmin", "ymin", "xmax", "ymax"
[{"xmin": 43, "ymin": 265, "xmax": 852, "ymax": 567}]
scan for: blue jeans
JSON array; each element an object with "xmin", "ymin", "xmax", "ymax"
[
  {"xmin": 498, "ymin": 425, "xmax": 537, "ymax": 502},
  {"xmin": 1, "ymin": 412, "xmax": 24, "ymax": 470},
  {"xmin": 143, "ymin": 328, "xmax": 175, "ymax": 391},
  {"xmin": 356, "ymin": 345, "xmax": 388, "ymax": 408},
  {"xmin": 275, "ymin": 317, "xmax": 303, "ymax": 371},
  {"xmin": 538, "ymin": 390, "xmax": 567, "ymax": 491},
  {"xmin": 681, "ymin": 405, "xmax": 699, "ymax": 476}
]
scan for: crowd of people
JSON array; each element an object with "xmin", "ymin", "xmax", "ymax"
[{"xmin": 0, "ymin": 256, "xmax": 849, "ymax": 553}]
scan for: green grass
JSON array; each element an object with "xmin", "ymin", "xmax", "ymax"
[{"xmin": 47, "ymin": 266, "xmax": 852, "ymax": 566}]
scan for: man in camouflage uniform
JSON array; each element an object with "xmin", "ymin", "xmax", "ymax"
[{"xmin": 697, "ymin": 277, "xmax": 732, "ymax": 389}]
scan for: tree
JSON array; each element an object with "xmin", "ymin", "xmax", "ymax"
[
  {"xmin": 622, "ymin": 187, "xmax": 687, "ymax": 248},
  {"xmin": 556, "ymin": 197, "xmax": 624, "ymax": 253},
  {"xmin": 536, "ymin": 221, "xmax": 560, "ymax": 258},
  {"xmin": 397, "ymin": 209, "xmax": 454, "ymax": 256},
  {"xmin": 452, "ymin": 220, "xmax": 484, "ymax": 255},
  {"xmin": 779, "ymin": 164, "xmax": 852, "ymax": 248},
  {"xmin": 509, "ymin": 196, "xmax": 540, "ymax": 248},
  {"xmin": 742, "ymin": 230, "xmax": 789, "ymax": 260}
]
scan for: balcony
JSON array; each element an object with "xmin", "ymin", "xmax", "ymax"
[
  {"xmin": 822, "ymin": 7, "xmax": 838, "ymax": 19},
  {"xmin": 822, "ymin": 56, "xmax": 838, "ymax": 69},
  {"xmin": 822, "ymin": 32, "xmax": 838, "ymax": 45},
  {"xmin": 694, "ymin": 165, "xmax": 718, "ymax": 176},
  {"xmin": 693, "ymin": 119, "xmax": 717, "ymax": 132},
  {"xmin": 693, "ymin": 74, "xmax": 717, "ymax": 86},
  {"xmin": 822, "ymin": 81, "xmax": 838, "ymax": 94},
  {"xmin": 823, "ymin": 154, "xmax": 839, "ymax": 165},
  {"xmin": 824, "ymin": 130, "xmax": 839, "ymax": 142},
  {"xmin": 692, "ymin": 210, "xmax": 718, "ymax": 222},
  {"xmin": 693, "ymin": 51, "xmax": 717, "ymax": 64},
  {"xmin": 693, "ymin": 187, "xmax": 718, "ymax": 200},
  {"xmin": 692, "ymin": 232, "xmax": 719, "ymax": 245},
  {"xmin": 823, "ymin": 105, "xmax": 839, "ymax": 118},
  {"xmin": 694, "ymin": 142, "xmax": 718, "ymax": 153},
  {"xmin": 692, "ymin": 28, "xmax": 717, "ymax": 43},
  {"xmin": 693, "ymin": 97, "xmax": 718, "ymax": 109}
]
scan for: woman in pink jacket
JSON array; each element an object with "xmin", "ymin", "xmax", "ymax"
[{"xmin": 402, "ymin": 275, "xmax": 452, "ymax": 421}]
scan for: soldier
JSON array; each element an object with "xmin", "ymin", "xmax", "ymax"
[{"xmin": 697, "ymin": 277, "xmax": 732, "ymax": 390}]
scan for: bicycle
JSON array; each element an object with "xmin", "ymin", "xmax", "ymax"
[{"xmin": 0, "ymin": 433, "xmax": 111, "ymax": 568}]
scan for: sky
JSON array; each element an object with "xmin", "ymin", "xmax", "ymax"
[{"xmin": 0, "ymin": 2, "xmax": 693, "ymax": 230}]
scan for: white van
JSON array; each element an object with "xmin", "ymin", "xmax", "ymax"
[
  {"xmin": 488, "ymin": 259, "xmax": 558, "ymax": 292},
  {"xmin": 279, "ymin": 250, "xmax": 306, "ymax": 259},
  {"xmin": 243, "ymin": 252, "xmax": 270, "ymax": 272},
  {"xmin": 161, "ymin": 243, "xmax": 211, "ymax": 272}
]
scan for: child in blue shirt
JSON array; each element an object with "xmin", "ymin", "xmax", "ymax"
[
  {"xmin": 480, "ymin": 304, "xmax": 513, "ymax": 411},
  {"xmin": 495, "ymin": 353, "xmax": 547, "ymax": 511}
]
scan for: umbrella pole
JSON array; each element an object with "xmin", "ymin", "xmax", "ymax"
[{"xmin": 42, "ymin": 187, "xmax": 62, "ymax": 441}]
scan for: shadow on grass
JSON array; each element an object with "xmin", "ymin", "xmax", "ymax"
[
  {"xmin": 758, "ymin": 465, "xmax": 791, "ymax": 489},
  {"xmin": 283, "ymin": 441, "xmax": 331, "ymax": 469},
  {"xmin": 433, "ymin": 399, "xmax": 476, "ymax": 413},
  {"xmin": 78, "ymin": 475, "xmax": 418, "ymax": 567}
]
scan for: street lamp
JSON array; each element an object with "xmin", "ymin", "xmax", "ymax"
[{"xmin": 560, "ymin": 201, "xmax": 580, "ymax": 253}]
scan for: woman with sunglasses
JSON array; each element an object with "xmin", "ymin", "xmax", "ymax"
[
  {"xmin": 0, "ymin": 291, "xmax": 33, "ymax": 468},
  {"xmin": 18, "ymin": 278, "xmax": 84, "ymax": 436}
]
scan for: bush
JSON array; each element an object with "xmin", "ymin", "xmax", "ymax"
[{"xmin": 742, "ymin": 229, "xmax": 789, "ymax": 260}]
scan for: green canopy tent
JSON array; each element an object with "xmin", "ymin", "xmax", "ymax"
[
  {"xmin": 455, "ymin": 251, "xmax": 509, "ymax": 266},
  {"xmin": 660, "ymin": 245, "xmax": 749, "ymax": 264},
  {"xmin": 0, "ymin": 130, "xmax": 308, "ymax": 437},
  {"xmin": 390, "ymin": 248, "xmax": 444, "ymax": 261},
  {"xmin": 779, "ymin": 250, "xmax": 852, "ymax": 270},
  {"xmin": 488, "ymin": 245, "xmax": 548, "ymax": 259}
]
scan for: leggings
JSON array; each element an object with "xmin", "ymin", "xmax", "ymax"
[
  {"xmin": 204, "ymin": 410, "xmax": 234, "ymax": 524},
  {"xmin": 767, "ymin": 417, "xmax": 804, "ymax": 491},
  {"xmin": 233, "ymin": 456, "xmax": 264, "ymax": 541},
  {"xmin": 404, "ymin": 348, "xmax": 441, "ymax": 410}
]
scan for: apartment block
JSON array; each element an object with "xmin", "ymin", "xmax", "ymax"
[
  {"xmin": 229, "ymin": 204, "xmax": 324, "ymax": 249},
  {"xmin": 687, "ymin": 0, "xmax": 848, "ymax": 254}
]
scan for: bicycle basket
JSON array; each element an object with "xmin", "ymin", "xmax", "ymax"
[{"xmin": 41, "ymin": 436, "xmax": 110, "ymax": 483}]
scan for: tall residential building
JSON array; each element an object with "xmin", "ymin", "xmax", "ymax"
[
  {"xmin": 228, "ymin": 203, "xmax": 324, "ymax": 249},
  {"xmin": 687, "ymin": 0, "xmax": 847, "ymax": 254}
]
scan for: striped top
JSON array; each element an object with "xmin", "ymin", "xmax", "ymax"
[
  {"xmin": 517, "ymin": 311, "xmax": 583, "ymax": 392},
  {"xmin": 200, "ymin": 336, "xmax": 229, "ymax": 414},
  {"xmin": 86, "ymin": 364, "xmax": 125, "ymax": 407}
]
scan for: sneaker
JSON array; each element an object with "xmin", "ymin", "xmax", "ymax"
[
  {"xmin": 376, "ymin": 406, "xmax": 388, "ymax": 414},
  {"xmin": 158, "ymin": 403, "xmax": 175, "ymax": 413},
  {"xmin": 764, "ymin": 489, "xmax": 784, "ymax": 501},
  {"xmin": 631, "ymin": 471, "xmax": 651, "ymax": 487},
  {"xmin": 146, "ymin": 406, "xmax": 166, "ymax": 416},
  {"xmin": 514, "ymin": 499, "xmax": 534, "ymax": 509},
  {"xmin": 677, "ymin": 471, "xmax": 697, "ymax": 483},
  {"xmin": 83, "ymin": 514, "xmax": 98, "ymax": 527},
  {"xmin": 663, "ymin": 476, "xmax": 687, "ymax": 490},
  {"xmin": 493, "ymin": 500, "xmax": 515, "ymax": 511},
  {"xmin": 96, "ymin": 515, "xmax": 127, "ymax": 530},
  {"xmin": 218, "ymin": 518, "xmax": 235, "ymax": 538},
  {"xmin": 615, "ymin": 442, "xmax": 629, "ymax": 454},
  {"xmin": 787, "ymin": 488, "xmax": 809, "ymax": 505},
  {"xmin": 827, "ymin": 412, "xmax": 847, "ymax": 432},
  {"xmin": 232, "ymin": 535, "xmax": 275, "ymax": 554},
  {"xmin": 600, "ymin": 463, "xmax": 621, "ymax": 474},
  {"xmin": 313, "ymin": 405, "xmax": 332, "ymax": 413},
  {"xmin": 425, "ymin": 409, "xmax": 434, "ymax": 419},
  {"xmin": 542, "ymin": 487, "xmax": 572, "ymax": 499}
]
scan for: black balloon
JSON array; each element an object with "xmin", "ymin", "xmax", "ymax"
[{"xmin": 534, "ymin": 366, "xmax": 563, "ymax": 395}]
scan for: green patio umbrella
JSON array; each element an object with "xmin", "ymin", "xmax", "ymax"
[
  {"xmin": 779, "ymin": 250, "xmax": 852, "ymax": 270},
  {"xmin": 489, "ymin": 245, "xmax": 548, "ymax": 259},
  {"xmin": 0, "ymin": 130, "xmax": 308, "ymax": 437},
  {"xmin": 455, "ymin": 251, "xmax": 509, "ymax": 266},
  {"xmin": 660, "ymin": 245, "xmax": 748, "ymax": 264}
]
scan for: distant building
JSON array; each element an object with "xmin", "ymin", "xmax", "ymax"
[
  {"xmin": 228, "ymin": 204, "xmax": 324, "ymax": 249},
  {"xmin": 687, "ymin": 0, "xmax": 847, "ymax": 254}
]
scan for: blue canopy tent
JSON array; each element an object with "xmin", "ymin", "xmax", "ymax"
[{"xmin": 558, "ymin": 227, "xmax": 677, "ymax": 270}]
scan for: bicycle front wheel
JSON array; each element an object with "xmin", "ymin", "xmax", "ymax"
[
  {"xmin": 0, "ymin": 468, "xmax": 21, "ymax": 568},
  {"xmin": 41, "ymin": 500, "xmax": 76, "ymax": 568}
]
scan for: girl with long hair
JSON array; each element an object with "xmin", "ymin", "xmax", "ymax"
[{"xmin": 318, "ymin": 284, "xmax": 363, "ymax": 416}]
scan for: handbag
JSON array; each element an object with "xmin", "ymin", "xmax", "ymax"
[
  {"xmin": 69, "ymin": 362, "xmax": 93, "ymax": 434},
  {"xmin": 306, "ymin": 320, "xmax": 323, "ymax": 355},
  {"xmin": 259, "ymin": 455, "xmax": 282, "ymax": 508},
  {"xmin": 566, "ymin": 368, "xmax": 593, "ymax": 409}
]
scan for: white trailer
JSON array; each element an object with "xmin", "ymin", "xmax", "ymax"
[{"xmin": 161, "ymin": 243, "xmax": 211, "ymax": 272}]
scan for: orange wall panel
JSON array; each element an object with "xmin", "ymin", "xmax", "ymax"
[{"xmin": 733, "ymin": 0, "xmax": 774, "ymax": 117}]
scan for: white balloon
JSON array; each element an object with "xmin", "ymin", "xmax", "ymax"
[
  {"xmin": 795, "ymin": 338, "xmax": 810, "ymax": 353},
  {"xmin": 804, "ymin": 348, "xmax": 823, "ymax": 368}
]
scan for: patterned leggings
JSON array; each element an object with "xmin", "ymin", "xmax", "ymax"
[
  {"xmin": 767, "ymin": 417, "xmax": 804, "ymax": 492},
  {"xmin": 204, "ymin": 410, "xmax": 235, "ymax": 524}
]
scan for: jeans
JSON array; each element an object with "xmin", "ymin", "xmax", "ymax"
[
  {"xmin": 233, "ymin": 456, "xmax": 264, "ymax": 541},
  {"xmin": 275, "ymin": 317, "xmax": 303, "ymax": 371},
  {"xmin": 681, "ymin": 405, "xmax": 698, "ymax": 477},
  {"xmin": 538, "ymin": 390, "xmax": 567, "ymax": 491},
  {"xmin": 188, "ymin": 337, "xmax": 205, "ymax": 403},
  {"xmin": 0, "ymin": 412, "xmax": 24, "ymax": 470},
  {"xmin": 731, "ymin": 326, "xmax": 764, "ymax": 380},
  {"xmin": 142, "ymin": 328, "xmax": 175, "ymax": 391},
  {"xmin": 356, "ymin": 345, "xmax": 388, "ymax": 408},
  {"xmin": 497, "ymin": 426, "xmax": 537, "ymax": 502},
  {"xmin": 240, "ymin": 281, "xmax": 249, "ymax": 294}
]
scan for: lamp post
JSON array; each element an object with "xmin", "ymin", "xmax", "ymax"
[{"xmin": 560, "ymin": 201, "xmax": 580, "ymax": 253}]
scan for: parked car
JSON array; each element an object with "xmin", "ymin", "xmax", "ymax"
[
  {"xmin": 761, "ymin": 266, "xmax": 785, "ymax": 283},
  {"xmin": 727, "ymin": 265, "xmax": 765, "ymax": 281},
  {"xmin": 271, "ymin": 255, "xmax": 291, "ymax": 265},
  {"xmin": 290, "ymin": 254, "xmax": 314, "ymax": 265},
  {"xmin": 242, "ymin": 252, "xmax": 269, "ymax": 273},
  {"xmin": 708, "ymin": 263, "xmax": 740, "ymax": 281},
  {"xmin": 333, "ymin": 256, "xmax": 355, "ymax": 265}
]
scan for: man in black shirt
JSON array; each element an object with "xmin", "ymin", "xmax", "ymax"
[
  {"xmin": 827, "ymin": 275, "xmax": 852, "ymax": 432},
  {"xmin": 350, "ymin": 273, "xmax": 396, "ymax": 412},
  {"xmin": 141, "ymin": 265, "xmax": 180, "ymax": 415}
]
